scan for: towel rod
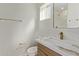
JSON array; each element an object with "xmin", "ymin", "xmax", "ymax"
[{"xmin": 0, "ymin": 18, "xmax": 22, "ymax": 22}]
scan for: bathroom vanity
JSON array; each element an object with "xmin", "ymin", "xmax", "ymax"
[{"xmin": 36, "ymin": 37, "xmax": 79, "ymax": 56}]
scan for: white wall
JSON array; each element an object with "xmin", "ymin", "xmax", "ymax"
[
  {"xmin": 0, "ymin": 3, "xmax": 38, "ymax": 56},
  {"xmin": 39, "ymin": 19, "xmax": 53, "ymax": 37},
  {"xmin": 39, "ymin": 4, "xmax": 53, "ymax": 37}
]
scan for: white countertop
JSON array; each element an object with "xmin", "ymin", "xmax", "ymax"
[{"xmin": 36, "ymin": 37, "xmax": 79, "ymax": 56}]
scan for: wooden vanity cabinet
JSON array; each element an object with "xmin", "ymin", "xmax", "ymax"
[{"xmin": 37, "ymin": 43, "xmax": 62, "ymax": 56}]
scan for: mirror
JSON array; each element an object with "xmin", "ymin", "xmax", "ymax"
[
  {"xmin": 54, "ymin": 3, "xmax": 68, "ymax": 28},
  {"xmin": 54, "ymin": 3, "xmax": 79, "ymax": 28},
  {"xmin": 39, "ymin": 3, "xmax": 79, "ymax": 29}
]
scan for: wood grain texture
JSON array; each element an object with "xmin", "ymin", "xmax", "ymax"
[{"xmin": 37, "ymin": 43, "xmax": 62, "ymax": 56}]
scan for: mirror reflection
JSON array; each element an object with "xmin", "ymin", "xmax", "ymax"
[
  {"xmin": 54, "ymin": 3, "xmax": 79, "ymax": 28},
  {"xmin": 40, "ymin": 3, "xmax": 79, "ymax": 29},
  {"xmin": 54, "ymin": 3, "xmax": 68, "ymax": 28}
]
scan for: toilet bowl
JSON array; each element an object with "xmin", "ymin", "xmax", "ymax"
[{"xmin": 27, "ymin": 46, "xmax": 37, "ymax": 56}]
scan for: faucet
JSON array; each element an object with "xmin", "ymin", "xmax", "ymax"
[{"xmin": 59, "ymin": 32, "xmax": 64, "ymax": 40}]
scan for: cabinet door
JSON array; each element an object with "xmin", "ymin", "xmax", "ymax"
[{"xmin": 37, "ymin": 43, "xmax": 61, "ymax": 56}]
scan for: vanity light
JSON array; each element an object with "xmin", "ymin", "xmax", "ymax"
[{"xmin": 57, "ymin": 7, "xmax": 65, "ymax": 16}]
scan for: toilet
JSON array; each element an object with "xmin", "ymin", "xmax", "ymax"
[{"xmin": 27, "ymin": 46, "xmax": 37, "ymax": 56}]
